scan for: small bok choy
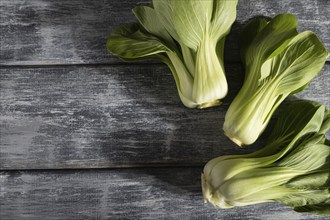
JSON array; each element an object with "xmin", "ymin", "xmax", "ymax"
[
  {"xmin": 202, "ymin": 100, "xmax": 330, "ymax": 216},
  {"xmin": 107, "ymin": 0, "xmax": 238, "ymax": 108},
  {"xmin": 223, "ymin": 14, "xmax": 329, "ymax": 146}
]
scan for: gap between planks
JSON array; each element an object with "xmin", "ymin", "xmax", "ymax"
[
  {"xmin": 0, "ymin": 61, "xmax": 241, "ymax": 69},
  {"xmin": 0, "ymin": 163, "xmax": 207, "ymax": 172},
  {"xmin": 0, "ymin": 164, "xmax": 205, "ymax": 173},
  {"xmin": 0, "ymin": 61, "xmax": 329, "ymax": 69}
]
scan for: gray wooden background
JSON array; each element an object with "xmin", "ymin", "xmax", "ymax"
[{"xmin": 0, "ymin": 0, "xmax": 329, "ymax": 219}]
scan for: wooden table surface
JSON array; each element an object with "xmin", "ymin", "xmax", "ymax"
[{"xmin": 0, "ymin": 0, "xmax": 329, "ymax": 219}]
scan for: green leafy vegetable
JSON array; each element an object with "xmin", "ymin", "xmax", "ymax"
[
  {"xmin": 202, "ymin": 100, "xmax": 330, "ymax": 216},
  {"xmin": 107, "ymin": 0, "xmax": 238, "ymax": 108},
  {"xmin": 223, "ymin": 14, "xmax": 329, "ymax": 145}
]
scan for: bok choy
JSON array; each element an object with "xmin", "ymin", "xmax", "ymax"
[
  {"xmin": 202, "ymin": 100, "xmax": 330, "ymax": 216},
  {"xmin": 223, "ymin": 14, "xmax": 329, "ymax": 146},
  {"xmin": 107, "ymin": 0, "xmax": 238, "ymax": 108}
]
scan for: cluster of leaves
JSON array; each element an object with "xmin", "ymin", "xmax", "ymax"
[
  {"xmin": 203, "ymin": 101, "xmax": 330, "ymax": 216},
  {"xmin": 107, "ymin": 0, "xmax": 238, "ymax": 108},
  {"xmin": 223, "ymin": 14, "xmax": 329, "ymax": 146},
  {"xmin": 107, "ymin": 1, "xmax": 329, "ymax": 216}
]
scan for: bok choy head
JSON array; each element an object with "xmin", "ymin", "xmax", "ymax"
[
  {"xmin": 223, "ymin": 14, "xmax": 329, "ymax": 145},
  {"xmin": 107, "ymin": 0, "xmax": 238, "ymax": 108},
  {"xmin": 202, "ymin": 100, "xmax": 330, "ymax": 216}
]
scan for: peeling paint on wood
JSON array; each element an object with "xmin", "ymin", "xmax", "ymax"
[
  {"xmin": 0, "ymin": 168, "xmax": 328, "ymax": 220},
  {"xmin": 0, "ymin": 0, "xmax": 329, "ymax": 65},
  {"xmin": 0, "ymin": 64, "xmax": 328, "ymax": 170},
  {"xmin": 1, "ymin": 1, "xmax": 329, "ymax": 219},
  {"xmin": 0, "ymin": 64, "xmax": 245, "ymax": 169}
]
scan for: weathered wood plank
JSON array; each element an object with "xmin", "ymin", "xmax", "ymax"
[
  {"xmin": 1, "ymin": 0, "xmax": 329, "ymax": 65},
  {"xmin": 0, "ymin": 168, "xmax": 328, "ymax": 220},
  {"xmin": 0, "ymin": 64, "xmax": 246, "ymax": 169},
  {"xmin": 1, "ymin": 64, "xmax": 328, "ymax": 170}
]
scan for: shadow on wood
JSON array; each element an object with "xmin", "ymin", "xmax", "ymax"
[{"xmin": 96, "ymin": 62, "xmax": 263, "ymax": 168}]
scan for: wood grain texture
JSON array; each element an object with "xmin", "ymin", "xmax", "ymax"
[
  {"xmin": 0, "ymin": 168, "xmax": 328, "ymax": 220},
  {"xmin": 1, "ymin": 64, "xmax": 328, "ymax": 170},
  {"xmin": 1, "ymin": 0, "xmax": 329, "ymax": 65},
  {"xmin": 1, "ymin": 1, "xmax": 329, "ymax": 219}
]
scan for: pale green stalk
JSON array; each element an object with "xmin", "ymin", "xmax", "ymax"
[
  {"xmin": 223, "ymin": 14, "xmax": 329, "ymax": 146},
  {"xmin": 203, "ymin": 100, "xmax": 330, "ymax": 216},
  {"xmin": 107, "ymin": 0, "xmax": 238, "ymax": 108}
]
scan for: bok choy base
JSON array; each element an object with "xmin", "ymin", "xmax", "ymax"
[
  {"xmin": 203, "ymin": 100, "xmax": 330, "ymax": 216},
  {"xmin": 223, "ymin": 14, "xmax": 329, "ymax": 146},
  {"xmin": 107, "ymin": 0, "xmax": 238, "ymax": 108}
]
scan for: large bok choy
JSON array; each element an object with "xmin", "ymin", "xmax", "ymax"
[
  {"xmin": 107, "ymin": 0, "xmax": 238, "ymax": 108},
  {"xmin": 223, "ymin": 14, "xmax": 329, "ymax": 146},
  {"xmin": 202, "ymin": 100, "xmax": 330, "ymax": 216}
]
